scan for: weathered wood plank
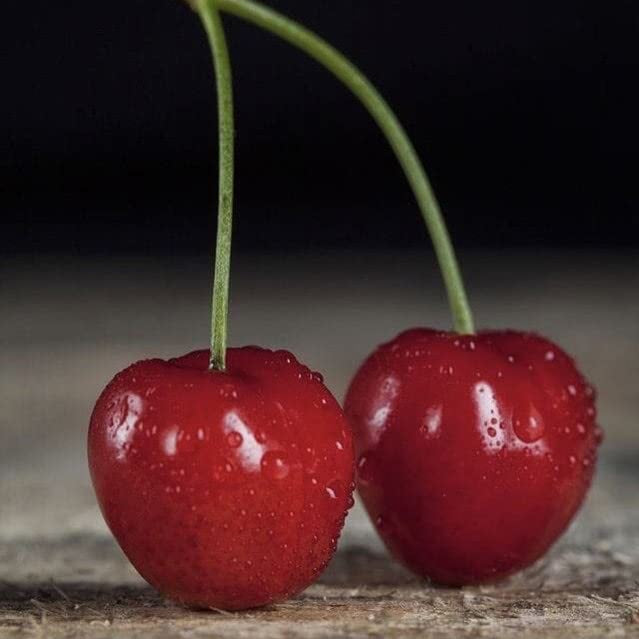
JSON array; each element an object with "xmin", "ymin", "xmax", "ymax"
[{"xmin": 1, "ymin": 253, "xmax": 638, "ymax": 637}]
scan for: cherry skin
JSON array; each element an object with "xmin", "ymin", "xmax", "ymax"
[
  {"xmin": 89, "ymin": 347, "xmax": 354, "ymax": 610},
  {"xmin": 344, "ymin": 329, "xmax": 601, "ymax": 585}
]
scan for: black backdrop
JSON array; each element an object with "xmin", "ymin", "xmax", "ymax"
[{"xmin": 2, "ymin": 0, "xmax": 637, "ymax": 254}]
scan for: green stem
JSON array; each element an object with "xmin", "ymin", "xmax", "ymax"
[
  {"xmin": 215, "ymin": 0, "xmax": 474, "ymax": 334},
  {"xmin": 196, "ymin": 0, "xmax": 235, "ymax": 370}
]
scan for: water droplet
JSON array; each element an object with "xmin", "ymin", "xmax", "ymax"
[
  {"xmin": 564, "ymin": 426, "xmax": 571, "ymax": 435},
  {"xmin": 569, "ymin": 455, "xmax": 576, "ymax": 465},
  {"xmin": 261, "ymin": 451, "xmax": 290, "ymax": 480},
  {"xmin": 513, "ymin": 412, "xmax": 545, "ymax": 443},
  {"xmin": 567, "ymin": 385, "xmax": 577, "ymax": 396},
  {"xmin": 487, "ymin": 427, "xmax": 497, "ymax": 438},
  {"xmin": 545, "ymin": 351, "xmax": 555, "ymax": 362},
  {"xmin": 594, "ymin": 426, "xmax": 604, "ymax": 444},
  {"xmin": 255, "ymin": 429, "xmax": 268, "ymax": 444},
  {"xmin": 197, "ymin": 428, "xmax": 205, "ymax": 441},
  {"xmin": 576, "ymin": 423, "xmax": 586, "ymax": 435},
  {"xmin": 335, "ymin": 441, "xmax": 344, "ymax": 451},
  {"xmin": 325, "ymin": 479, "xmax": 343, "ymax": 500},
  {"xmin": 507, "ymin": 355, "xmax": 515, "ymax": 363},
  {"xmin": 490, "ymin": 417, "xmax": 498, "ymax": 425},
  {"xmin": 212, "ymin": 459, "xmax": 235, "ymax": 482},
  {"xmin": 357, "ymin": 455, "xmax": 374, "ymax": 485},
  {"xmin": 226, "ymin": 431, "xmax": 243, "ymax": 448}
]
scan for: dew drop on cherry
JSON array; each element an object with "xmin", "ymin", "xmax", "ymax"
[
  {"xmin": 260, "ymin": 451, "xmax": 290, "ymax": 480},
  {"xmin": 513, "ymin": 413, "xmax": 545, "ymax": 444},
  {"xmin": 357, "ymin": 454, "xmax": 374, "ymax": 485},
  {"xmin": 325, "ymin": 479, "xmax": 343, "ymax": 500},
  {"xmin": 226, "ymin": 431, "xmax": 243, "ymax": 448}
]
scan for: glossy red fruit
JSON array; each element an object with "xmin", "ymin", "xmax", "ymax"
[
  {"xmin": 345, "ymin": 329, "xmax": 601, "ymax": 585},
  {"xmin": 89, "ymin": 347, "xmax": 354, "ymax": 610}
]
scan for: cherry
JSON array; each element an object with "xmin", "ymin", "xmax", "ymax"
[
  {"xmin": 89, "ymin": 347, "xmax": 354, "ymax": 610},
  {"xmin": 88, "ymin": 0, "xmax": 380, "ymax": 610},
  {"xmin": 345, "ymin": 328, "xmax": 602, "ymax": 585}
]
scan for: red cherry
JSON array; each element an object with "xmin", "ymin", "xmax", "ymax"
[
  {"xmin": 89, "ymin": 347, "xmax": 354, "ymax": 610},
  {"xmin": 344, "ymin": 329, "xmax": 601, "ymax": 585}
]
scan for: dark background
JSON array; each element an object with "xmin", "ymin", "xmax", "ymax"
[{"xmin": 2, "ymin": 0, "xmax": 637, "ymax": 254}]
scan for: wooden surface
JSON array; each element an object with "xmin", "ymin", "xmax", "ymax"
[{"xmin": 1, "ymin": 250, "xmax": 638, "ymax": 638}]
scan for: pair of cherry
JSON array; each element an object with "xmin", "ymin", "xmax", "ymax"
[
  {"xmin": 89, "ymin": 330, "xmax": 599, "ymax": 610},
  {"xmin": 88, "ymin": 0, "xmax": 601, "ymax": 612}
]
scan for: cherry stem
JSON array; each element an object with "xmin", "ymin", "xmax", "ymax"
[
  {"xmin": 214, "ymin": 0, "xmax": 475, "ymax": 335},
  {"xmin": 195, "ymin": 0, "xmax": 235, "ymax": 370}
]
